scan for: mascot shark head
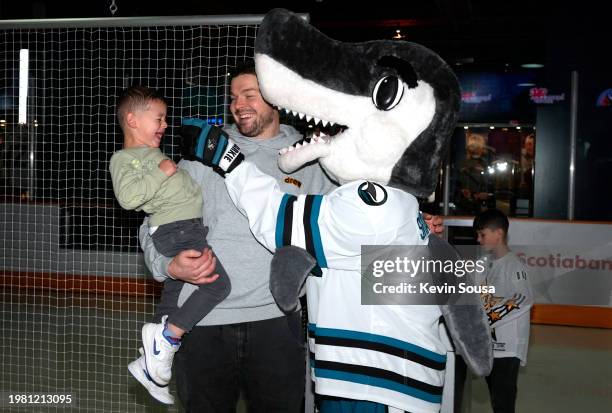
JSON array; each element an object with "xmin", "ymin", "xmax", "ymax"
[
  {"xmin": 254, "ymin": 10, "xmax": 492, "ymax": 378},
  {"xmin": 254, "ymin": 8, "xmax": 460, "ymax": 197}
]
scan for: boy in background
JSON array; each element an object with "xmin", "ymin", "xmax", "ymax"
[
  {"xmin": 109, "ymin": 86, "xmax": 230, "ymax": 404},
  {"xmin": 473, "ymin": 208, "xmax": 533, "ymax": 413}
]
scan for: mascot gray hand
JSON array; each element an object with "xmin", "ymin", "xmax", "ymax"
[{"xmin": 270, "ymin": 245, "xmax": 316, "ymax": 313}]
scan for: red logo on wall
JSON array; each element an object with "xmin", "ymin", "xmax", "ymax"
[{"xmin": 529, "ymin": 87, "xmax": 565, "ymax": 104}]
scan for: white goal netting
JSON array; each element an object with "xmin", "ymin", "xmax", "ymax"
[{"xmin": 0, "ymin": 18, "xmax": 258, "ymax": 412}]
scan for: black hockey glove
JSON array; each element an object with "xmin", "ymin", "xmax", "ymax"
[{"xmin": 180, "ymin": 118, "xmax": 244, "ymax": 175}]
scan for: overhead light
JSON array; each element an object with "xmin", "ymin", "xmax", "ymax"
[
  {"xmin": 516, "ymin": 126, "xmax": 521, "ymax": 130},
  {"xmin": 19, "ymin": 49, "xmax": 29, "ymax": 125},
  {"xmin": 521, "ymin": 63, "xmax": 544, "ymax": 69},
  {"xmin": 489, "ymin": 126, "xmax": 495, "ymax": 129},
  {"xmin": 463, "ymin": 126, "xmax": 468, "ymax": 130},
  {"xmin": 517, "ymin": 82, "xmax": 535, "ymax": 87}
]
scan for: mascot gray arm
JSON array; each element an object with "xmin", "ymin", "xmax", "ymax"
[
  {"xmin": 270, "ymin": 246, "xmax": 316, "ymax": 313},
  {"xmin": 428, "ymin": 234, "xmax": 493, "ymax": 376}
]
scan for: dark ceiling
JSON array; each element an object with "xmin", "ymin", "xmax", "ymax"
[{"xmin": 0, "ymin": 1, "xmax": 604, "ymax": 70}]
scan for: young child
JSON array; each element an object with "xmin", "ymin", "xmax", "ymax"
[
  {"xmin": 473, "ymin": 208, "xmax": 533, "ymax": 413},
  {"xmin": 109, "ymin": 86, "xmax": 231, "ymax": 404}
]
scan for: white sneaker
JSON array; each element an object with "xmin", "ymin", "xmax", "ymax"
[
  {"xmin": 128, "ymin": 348, "xmax": 174, "ymax": 405},
  {"xmin": 141, "ymin": 315, "xmax": 180, "ymax": 386}
]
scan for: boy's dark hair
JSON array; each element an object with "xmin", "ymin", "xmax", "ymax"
[
  {"xmin": 473, "ymin": 208, "xmax": 509, "ymax": 235},
  {"xmin": 116, "ymin": 85, "xmax": 166, "ymax": 130},
  {"xmin": 228, "ymin": 59, "xmax": 256, "ymax": 82}
]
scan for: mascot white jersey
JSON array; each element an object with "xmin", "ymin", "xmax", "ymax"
[
  {"xmin": 178, "ymin": 8, "xmax": 493, "ymax": 413},
  {"xmin": 226, "ymin": 164, "xmax": 444, "ymax": 412}
]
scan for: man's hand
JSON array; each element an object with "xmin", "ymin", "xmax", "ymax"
[
  {"xmin": 180, "ymin": 118, "xmax": 244, "ymax": 175},
  {"xmin": 423, "ymin": 213, "xmax": 444, "ymax": 236},
  {"xmin": 168, "ymin": 248, "xmax": 219, "ymax": 285}
]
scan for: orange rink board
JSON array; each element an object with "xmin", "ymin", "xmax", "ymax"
[{"xmin": 2, "ymin": 270, "xmax": 610, "ymax": 328}]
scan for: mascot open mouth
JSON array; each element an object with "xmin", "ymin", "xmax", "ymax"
[{"xmin": 275, "ymin": 104, "xmax": 348, "ymax": 172}]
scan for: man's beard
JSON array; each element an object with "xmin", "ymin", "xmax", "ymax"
[{"xmin": 238, "ymin": 111, "xmax": 274, "ymax": 137}]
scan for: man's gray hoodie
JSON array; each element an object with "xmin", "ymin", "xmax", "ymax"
[{"xmin": 140, "ymin": 124, "xmax": 336, "ymax": 325}]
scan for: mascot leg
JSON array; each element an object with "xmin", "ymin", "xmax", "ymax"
[{"xmin": 270, "ymin": 245, "xmax": 316, "ymax": 313}]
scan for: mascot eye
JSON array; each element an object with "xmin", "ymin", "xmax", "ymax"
[{"xmin": 372, "ymin": 76, "xmax": 404, "ymax": 111}]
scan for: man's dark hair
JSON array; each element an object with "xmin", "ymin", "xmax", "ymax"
[
  {"xmin": 473, "ymin": 208, "xmax": 509, "ymax": 235},
  {"xmin": 228, "ymin": 59, "xmax": 256, "ymax": 82},
  {"xmin": 116, "ymin": 85, "xmax": 166, "ymax": 129}
]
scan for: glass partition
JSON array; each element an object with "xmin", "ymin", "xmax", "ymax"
[{"xmin": 447, "ymin": 125, "xmax": 536, "ymax": 218}]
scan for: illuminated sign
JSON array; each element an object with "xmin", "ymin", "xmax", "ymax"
[
  {"xmin": 456, "ymin": 71, "xmax": 537, "ymax": 122},
  {"xmin": 461, "ymin": 91, "xmax": 492, "ymax": 104},
  {"xmin": 529, "ymin": 87, "xmax": 565, "ymax": 104},
  {"xmin": 529, "ymin": 87, "xmax": 565, "ymax": 105}
]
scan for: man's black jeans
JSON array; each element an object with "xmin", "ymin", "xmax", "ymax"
[{"xmin": 173, "ymin": 311, "xmax": 306, "ymax": 413}]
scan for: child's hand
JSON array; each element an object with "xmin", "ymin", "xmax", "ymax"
[{"xmin": 159, "ymin": 159, "xmax": 177, "ymax": 176}]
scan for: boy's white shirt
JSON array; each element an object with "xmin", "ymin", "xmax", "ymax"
[{"xmin": 477, "ymin": 251, "xmax": 534, "ymax": 365}]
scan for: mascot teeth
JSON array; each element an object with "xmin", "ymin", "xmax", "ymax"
[{"xmin": 277, "ymin": 134, "xmax": 330, "ymax": 156}]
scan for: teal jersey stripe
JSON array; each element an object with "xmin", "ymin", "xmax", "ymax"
[
  {"xmin": 315, "ymin": 368, "xmax": 442, "ymax": 404},
  {"xmin": 275, "ymin": 194, "xmax": 292, "ymax": 249},
  {"xmin": 314, "ymin": 325, "xmax": 446, "ymax": 363},
  {"xmin": 309, "ymin": 195, "xmax": 328, "ymax": 268}
]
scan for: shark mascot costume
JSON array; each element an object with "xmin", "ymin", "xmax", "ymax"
[{"xmin": 181, "ymin": 8, "xmax": 492, "ymax": 413}]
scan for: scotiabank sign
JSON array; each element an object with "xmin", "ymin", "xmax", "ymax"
[
  {"xmin": 511, "ymin": 245, "xmax": 612, "ymax": 307},
  {"xmin": 505, "ymin": 220, "xmax": 612, "ymax": 307},
  {"xmin": 517, "ymin": 253, "xmax": 612, "ymax": 271},
  {"xmin": 444, "ymin": 218, "xmax": 612, "ymax": 307}
]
